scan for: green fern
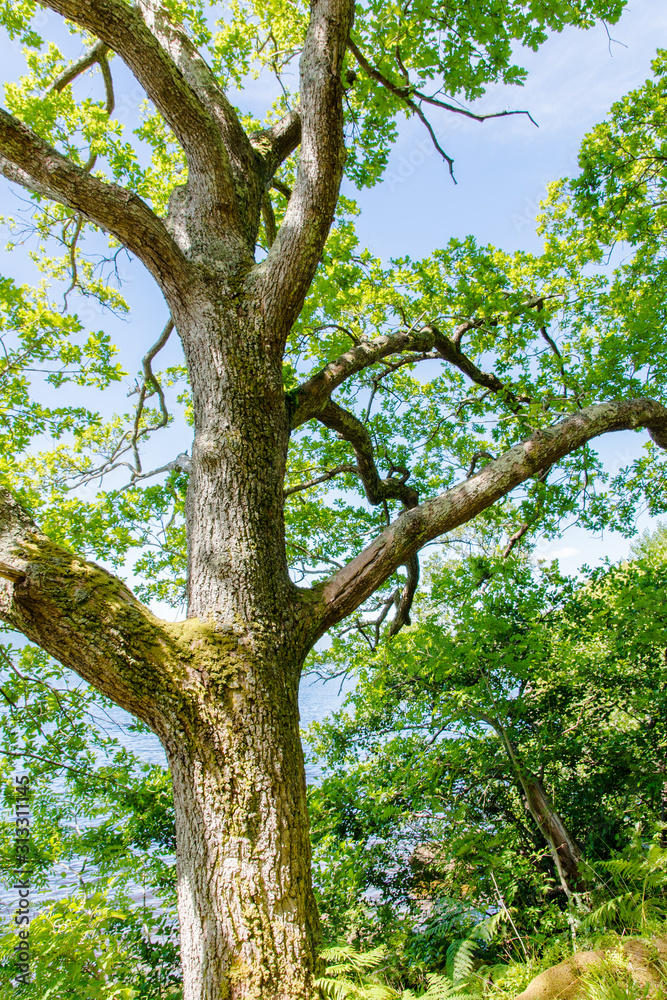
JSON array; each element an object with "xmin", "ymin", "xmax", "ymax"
[
  {"xmin": 316, "ymin": 945, "xmax": 395, "ymax": 1000},
  {"xmin": 446, "ymin": 938, "xmax": 478, "ymax": 984},
  {"xmin": 583, "ymin": 844, "xmax": 667, "ymax": 932},
  {"xmin": 317, "ymin": 947, "xmax": 482, "ymax": 1000}
]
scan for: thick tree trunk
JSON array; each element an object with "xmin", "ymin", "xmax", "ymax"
[
  {"xmin": 161, "ymin": 634, "xmax": 320, "ymax": 1000},
  {"xmin": 174, "ymin": 288, "xmax": 292, "ymax": 621},
  {"xmin": 153, "ymin": 288, "xmax": 323, "ymax": 999}
]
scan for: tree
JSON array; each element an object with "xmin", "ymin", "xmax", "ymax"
[
  {"xmin": 308, "ymin": 550, "xmax": 667, "ymax": 953},
  {"xmin": 1, "ymin": 3, "xmax": 667, "ymax": 997}
]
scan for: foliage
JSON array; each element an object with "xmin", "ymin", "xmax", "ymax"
[
  {"xmin": 0, "ymin": 887, "xmax": 181, "ymax": 999},
  {"xmin": 307, "ymin": 545, "xmax": 667, "ymax": 952},
  {"xmin": 316, "ymin": 944, "xmax": 481, "ymax": 1000},
  {"xmin": 582, "ymin": 843, "xmax": 667, "ymax": 933},
  {"xmin": 1, "ymin": 19, "xmax": 667, "ymax": 621},
  {"xmin": 0, "ymin": 641, "xmax": 176, "ymax": 903}
]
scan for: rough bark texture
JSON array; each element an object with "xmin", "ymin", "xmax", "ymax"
[
  {"xmin": 1, "ymin": 2, "xmax": 667, "ymax": 997},
  {"xmin": 165, "ymin": 632, "xmax": 319, "ymax": 1000}
]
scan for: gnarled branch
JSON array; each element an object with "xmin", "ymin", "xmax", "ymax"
[
  {"xmin": 316, "ymin": 399, "xmax": 421, "ymax": 638},
  {"xmin": 292, "ymin": 327, "xmax": 435, "ymax": 428},
  {"xmin": 309, "ymin": 398, "xmax": 667, "ymax": 637},
  {"xmin": 317, "ymin": 400, "xmax": 419, "ymax": 509}
]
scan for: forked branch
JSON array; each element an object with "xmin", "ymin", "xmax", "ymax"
[
  {"xmin": 316, "ymin": 399, "xmax": 421, "ymax": 637},
  {"xmin": 309, "ymin": 398, "xmax": 667, "ymax": 637},
  {"xmin": 40, "ymin": 0, "xmax": 241, "ymax": 226},
  {"xmin": 348, "ymin": 37, "xmax": 538, "ymax": 177},
  {"xmin": 291, "ymin": 323, "xmax": 525, "ymax": 427},
  {"xmin": 317, "ymin": 400, "xmax": 419, "ymax": 509}
]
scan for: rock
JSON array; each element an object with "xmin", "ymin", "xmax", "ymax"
[{"xmin": 514, "ymin": 936, "xmax": 667, "ymax": 1000}]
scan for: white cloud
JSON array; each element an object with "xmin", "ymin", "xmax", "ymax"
[{"xmin": 548, "ymin": 547, "xmax": 580, "ymax": 560}]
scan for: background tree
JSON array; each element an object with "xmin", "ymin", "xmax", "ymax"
[
  {"xmin": 308, "ymin": 548, "xmax": 667, "ymax": 960},
  {"xmin": 1, "ymin": 3, "xmax": 667, "ymax": 998}
]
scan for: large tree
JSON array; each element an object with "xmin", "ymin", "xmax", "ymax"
[{"xmin": 1, "ymin": 2, "xmax": 667, "ymax": 998}]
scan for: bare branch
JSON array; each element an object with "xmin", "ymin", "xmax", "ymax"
[
  {"xmin": 387, "ymin": 553, "xmax": 420, "ymax": 637},
  {"xmin": 129, "ymin": 317, "xmax": 174, "ymax": 475},
  {"xmin": 502, "ymin": 521, "xmax": 532, "ymax": 559},
  {"xmin": 0, "ymin": 109, "xmax": 190, "ymax": 298},
  {"xmin": 284, "ymin": 464, "xmax": 357, "ymax": 497},
  {"xmin": 50, "ymin": 40, "xmax": 110, "ymax": 94},
  {"xmin": 309, "ymin": 398, "xmax": 667, "ymax": 637},
  {"xmin": 347, "ymin": 37, "xmax": 538, "ymax": 180},
  {"xmin": 501, "ymin": 464, "xmax": 552, "ymax": 558},
  {"xmin": 98, "ymin": 49, "xmax": 116, "ymax": 117}
]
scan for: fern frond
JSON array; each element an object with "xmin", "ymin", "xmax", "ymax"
[
  {"xmin": 321, "ymin": 945, "xmax": 389, "ymax": 974},
  {"xmin": 447, "ymin": 937, "xmax": 477, "ymax": 983}
]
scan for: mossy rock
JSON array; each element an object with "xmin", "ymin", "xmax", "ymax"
[{"xmin": 514, "ymin": 936, "xmax": 667, "ymax": 1000}]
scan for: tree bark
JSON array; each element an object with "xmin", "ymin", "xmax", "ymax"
[
  {"xmin": 492, "ymin": 720, "xmax": 583, "ymax": 898},
  {"xmin": 163, "ymin": 633, "xmax": 321, "ymax": 1000},
  {"xmin": 519, "ymin": 773, "xmax": 583, "ymax": 899}
]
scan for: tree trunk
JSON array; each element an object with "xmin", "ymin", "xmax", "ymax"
[
  {"xmin": 519, "ymin": 773, "xmax": 583, "ymax": 899},
  {"xmin": 154, "ymin": 289, "xmax": 323, "ymax": 999},
  {"xmin": 161, "ymin": 632, "xmax": 321, "ymax": 1000},
  {"xmin": 494, "ymin": 724, "xmax": 583, "ymax": 897}
]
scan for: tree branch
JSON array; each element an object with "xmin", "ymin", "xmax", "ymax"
[
  {"xmin": 50, "ymin": 39, "xmax": 110, "ymax": 97},
  {"xmin": 315, "ymin": 398, "xmax": 421, "ymax": 639},
  {"xmin": 347, "ymin": 37, "xmax": 538, "ymax": 178},
  {"xmin": 317, "ymin": 400, "xmax": 419, "ymax": 508},
  {"xmin": 0, "ymin": 485, "xmax": 177, "ymax": 732},
  {"xmin": 309, "ymin": 398, "xmax": 667, "ymax": 637},
  {"xmin": 291, "ymin": 327, "xmax": 435, "ymax": 428},
  {"xmin": 0, "ymin": 109, "xmax": 191, "ymax": 298},
  {"xmin": 250, "ymin": 111, "xmax": 302, "ymax": 177},
  {"xmin": 290, "ymin": 322, "xmax": 527, "ymax": 428},
  {"xmin": 40, "ymin": 0, "xmax": 244, "ymax": 232},
  {"xmin": 249, "ymin": 0, "xmax": 355, "ymax": 334},
  {"xmin": 284, "ymin": 464, "xmax": 357, "ymax": 497},
  {"xmin": 129, "ymin": 317, "xmax": 173, "ymax": 476},
  {"xmin": 387, "ymin": 553, "xmax": 420, "ymax": 637}
]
